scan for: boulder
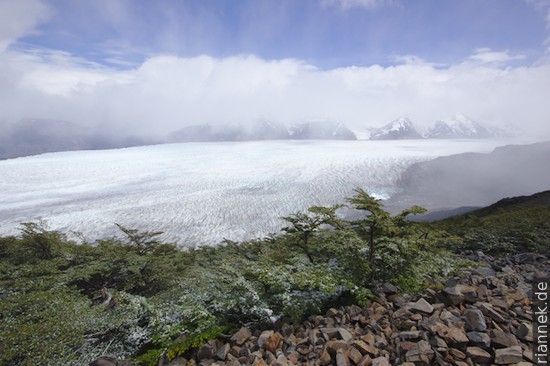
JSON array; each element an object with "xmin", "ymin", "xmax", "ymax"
[
  {"xmin": 231, "ymin": 327, "xmax": 252, "ymax": 346},
  {"xmin": 353, "ymin": 340, "xmax": 379, "ymax": 357},
  {"xmin": 466, "ymin": 346, "xmax": 492, "ymax": 363},
  {"xmin": 371, "ymin": 356, "xmax": 390, "ymax": 366},
  {"xmin": 466, "ymin": 331, "xmax": 491, "ymax": 348},
  {"xmin": 463, "ymin": 308, "xmax": 487, "ymax": 331},
  {"xmin": 336, "ymin": 349, "xmax": 350, "ymax": 366},
  {"xmin": 490, "ymin": 330, "xmax": 519, "ymax": 348},
  {"xmin": 494, "ymin": 346, "xmax": 523, "ymax": 364},
  {"xmin": 443, "ymin": 326, "xmax": 469, "ymax": 346},
  {"xmin": 516, "ymin": 323, "xmax": 533, "ymax": 342},
  {"xmin": 325, "ymin": 340, "xmax": 351, "ymax": 357},
  {"xmin": 411, "ymin": 298, "xmax": 434, "ymax": 314},
  {"xmin": 258, "ymin": 331, "xmax": 283, "ymax": 353},
  {"xmin": 404, "ymin": 340, "xmax": 434, "ymax": 365}
]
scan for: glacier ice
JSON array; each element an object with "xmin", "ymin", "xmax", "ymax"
[{"xmin": 0, "ymin": 139, "xmax": 515, "ymax": 248}]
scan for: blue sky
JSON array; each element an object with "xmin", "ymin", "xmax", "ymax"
[
  {"xmin": 17, "ymin": 0, "xmax": 550, "ymax": 68},
  {"xmin": 1, "ymin": 0, "xmax": 550, "ymax": 136}
]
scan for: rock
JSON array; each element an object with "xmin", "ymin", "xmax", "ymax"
[
  {"xmin": 431, "ymin": 336, "xmax": 448, "ymax": 349},
  {"xmin": 392, "ymin": 308, "xmax": 413, "ymax": 319},
  {"xmin": 338, "ymin": 328, "xmax": 354, "ymax": 342},
  {"xmin": 325, "ymin": 340, "xmax": 350, "ymax": 357},
  {"xmin": 318, "ymin": 349, "xmax": 332, "ymax": 366},
  {"xmin": 380, "ymin": 282, "xmax": 398, "ymax": 295},
  {"xmin": 449, "ymin": 348, "xmax": 466, "ymax": 360},
  {"xmin": 398, "ymin": 331, "xmax": 425, "ymax": 341},
  {"xmin": 442, "ymin": 286, "xmax": 464, "ymax": 305},
  {"xmin": 197, "ymin": 340, "xmax": 217, "ymax": 360},
  {"xmin": 253, "ymin": 358, "xmax": 268, "ymax": 366},
  {"xmin": 353, "ymin": 340, "xmax": 379, "ymax": 357},
  {"xmin": 258, "ymin": 331, "xmax": 283, "ymax": 353},
  {"xmin": 274, "ymin": 354, "xmax": 288, "ymax": 366},
  {"xmin": 411, "ymin": 298, "xmax": 434, "ymax": 314},
  {"xmin": 490, "ymin": 330, "xmax": 519, "ymax": 348},
  {"xmin": 326, "ymin": 308, "xmax": 340, "ymax": 317},
  {"xmin": 231, "ymin": 327, "xmax": 252, "ymax": 346},
  {"xmin": 90, "ymin": 357, "xmax": 117, "ymax": 366},
  {"xmin": 459, "ymin": 286, "xmax": 478, "ymax": 303},
  {"xmin": 264, "ymin": 351, "xmax": 276, "ymax": 365},
  {"xmin": 516, "ymin": 323, "xmax": 533, "ymax": 342},
  {"xmin": 404, "ymin": 340, "xmax": 434, "ymax": 365},
  {"xmin": 320, "ymin": 327, "xmax": 340, "ymax": 340},
  {"xmin": 466, "ymin": 346, "xmax": 492, "ymax": 363},
  {"xmin": 477, "ymin": 284, "xmax": 489, "ymax": 299},
  {"xmin": 357, "ymin": 355, "xmax": 373, "ymax": 366},
  {"xmin": 443, "ymin": 326, "xmax": 469, "ymax": 346},
  {"xmin": 473, "ymin": 267, "xmax": 496, "ymax": 277},
  {"xmin": 371, "ymin": 356, "xmax": 390, "ymax": 366},
  {"xmin": 216, "ymin": 343, "xmax": 230, "ymax": 360},
  {"xmin": 398, "ymin": 341, "xmax": 416, "ymax": 355},
  {"xmin": 478, "ymin": 302, "xmax": 507, "ymax": 323},
  {"xmin": 347, "ymin": 346, "xmax": 364, "ymax": 364},
  {"xmin": 494, "ymin": 346, "xmax": 523, "ymax": 364},
  {"xmin": 463, "ymin": 308, "xmax": 487, "ymax": 331},
  {"xmin": 453, "ymin": 361, "xmax": 469, "ymax": 366},
  {"xmin": 336, "ymin": 349, "xmax": 350, "ymax": 366},
  {"xmin": 466, "ymin": 331, "xmax": 491, "ymax": 348},
  {"xmin": 439, "ymin": 309, "xmax": 460, "ymax": 323}
]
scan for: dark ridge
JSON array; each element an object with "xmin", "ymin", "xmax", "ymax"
[
  {"xmin": 390, "ymin": 140, "xmax": 550, "ymax": 210},
  {"xmin": 448, "ymin": 189, "xmax": 550, "ymax": 219}
]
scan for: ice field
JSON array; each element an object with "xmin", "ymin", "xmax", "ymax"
[{"xmin": 0, "ymin": 139, "xmax": 514, "ymax": 247}]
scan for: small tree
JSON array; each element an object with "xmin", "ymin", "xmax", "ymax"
[
  {"xmin": 115, "ymin": 224, "xmax": 163, "ymax": 255},
  {"xmin": 281, "ymin": 205, "xmax": 343, "ymax": 262},
  {"xmin": 19, "ymin": 221, "xmax": 65, "ymax": 260},
  {"xmin": 346, "ymin": 188, "xmax": 426, "ymax": 268}
]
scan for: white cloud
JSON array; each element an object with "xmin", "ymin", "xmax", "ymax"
[
  {"xmin": 469, "ymin": 48, "xmax": 526, "ymax": 64},
  {"xmin": 1, "ymin": 46, "xmax": 550, "ymax": 138},
  {"xmin": 0, "ymin": 0, "xmax": 50, "ymax": 52}
]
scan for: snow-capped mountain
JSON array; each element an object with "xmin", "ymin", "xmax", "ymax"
[
  {"xmin": 169, "ymin": 120, "xmax": 357, "ymax": 142},
  {"xmin": 365, "ymin": 114, "xmax": 522, "ymax": 141},
  {"xmin": 424, "ymin": 114, "xmax": 494, "ymax": 139},
  {"xmin": 289, "ymin": 120, "xmax": 356, "ymax": 140},
  {"xmin": 368, "ymin": 116, "xmax": 422, "ymax": 140},
  {"xmin": 168, "ymin": 120, "xmax": 290, "ymax": 142}
]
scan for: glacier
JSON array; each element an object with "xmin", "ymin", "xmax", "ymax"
[{"xmin": 0, "ymin": 139, "xmax": 517, "ymax": 247}]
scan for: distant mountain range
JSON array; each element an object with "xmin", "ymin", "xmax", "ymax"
[
  {"xmin": 0, "ymin": 119, "xmax": 156, "ymax": 160},
  {"xmin": 367, "ymin": 114, "xmax": 520, "ymax": 140},
  {"xmin": 168, "ymin": 120, "xmax": 356, "ymax": 143},
  {"xmin": 0, "ymin": 114, "xmax": 521, "ymax": 159}
]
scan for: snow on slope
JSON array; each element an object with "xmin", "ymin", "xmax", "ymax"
[{"xmin": 0, "ymin": 140, "xmax": 512, "ymax": 247}]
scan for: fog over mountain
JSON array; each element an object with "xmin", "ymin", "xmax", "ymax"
[
  {"xmin": 1, "ymin": 1, "xmax": 550, "ymax": 143},
  {"xmin": 389, "ymin": 140, "xmax": 550, "ymax": 211}
]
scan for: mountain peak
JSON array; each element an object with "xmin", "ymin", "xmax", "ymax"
[
  {"xmin": 369, "ymin": 116, "xmax": 421, "ymax": 140},
  {"xmin": 424, "ymin": 114, "xmax": 507, "ymax": 139}
]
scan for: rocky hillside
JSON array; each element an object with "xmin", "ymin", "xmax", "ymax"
[{"xmin": 93, "ymin": 252, "xmax": 547, "ymax": 366}]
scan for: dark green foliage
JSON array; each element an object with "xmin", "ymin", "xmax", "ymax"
[
  {"xmin": 431, "ymin": 203, "xmax": 550, "ymax": 255},
  {"xmin": 115, "ymin": 224, "xmax": 164, "ymax": 255},
  {"xmin": 5, "ymin": 188, "xmax": 529, "ymax": 365},
  {"xmin": 346, "ymin": 188, "xmax": 427, "ymax": 282}
]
